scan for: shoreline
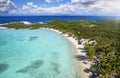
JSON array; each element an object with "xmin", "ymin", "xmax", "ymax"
[
  {"xmin": 0, "ymin": 27, "xmax": 92, "ymax": 78},
  {"xmin": 0, "ymin": 26, "xmax": 8, "ymax": 29},
  {"xmin": 0, "ymin": 26, "xmax": 15, "ymax": 30},
  {"xmin": 64, "ymin": 34, "xmax": 92, "ymax": 78},
  {"xmin": 44, "ymin": 28, "xmax": 92, "ymax": 78}
]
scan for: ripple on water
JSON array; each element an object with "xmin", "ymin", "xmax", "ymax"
[
  {"xmin": 16, "ymin": 60, "xmax": 43, "ymax": 76},
  {"xmin": 29, "ymin": 36, "xmax": 39, "ymax": 41},
  {"xmin": 0, "ymin": 64, "xmax": 9, "ymax": 73}
]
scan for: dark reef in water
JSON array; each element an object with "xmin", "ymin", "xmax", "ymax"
[
  {"xmin": 0, "ymin": 41, "xmax": 7, "ymax": 46},
  {"xmin": 0, "ymin": 64, "xmax": 9, "ymax": 73},
  {"xmin": 29, "ymin": 36, "xmax": 39, "ymax": 41},
  {"xmin": 16, "ymin": 60, "xmax": 43, "ymax": 76},
  {"xmin": 52, "ymin": 52, "xmax": 58, "ymax": 58},
  {"xmin": 51, "ymin": 63, "xmax": 60, "ymax": 74},
  {"xmin": 34, "ymin": 62, "xmax": 60, "ymax": 78},
  {"xmin": 35, "ymin": 73, "xmax": 46, "ymax": 78}
]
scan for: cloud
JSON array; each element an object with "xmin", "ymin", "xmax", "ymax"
[
  {"xmin": 70, "ymin": 0, "xmax": 120, "ymax": 15},
  {"xmin": 0, "ymin": 0, "xmax": 5, "ymax": 2},
  {"xmin": 2, "ymin": 0, "xmax": 120, "ymax": 16},
  {"xmin": 0, "ymin": 0, "xmax": 17, "ymax": 13},
  {"xmin": 45, "ymin": 0, "xmax": 63, "ymax": 3},
  {"xmin": 20, "ymin": 2, "xmax": 77, "ymax": 15},
  {"xmin": 45, "ymin": 0, "xmax": 51, "ymax": 3},
  {"xmin": 17, "ymin": 0, "xmax": 120, "ymax": 15},
  {"xmin": 44, "ymin": 3, "xmax": 76, "ymax": 14},
  {"xmin": 71, "ymin": 0, "xmax": 88, "ymax": 3},
  {"xmin": 71, "ymin": 0, "xmax": 97, "ymax": 4},
  {"xmin": 21, "ymin": 2, "xmax": 46, "ymax": 15},
  {"xmin": 86, "ymin": 0, "xmax": 120, "ymax": 15}
]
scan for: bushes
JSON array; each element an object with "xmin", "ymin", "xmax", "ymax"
[
  {"xmin": 85, "ymin": 44, "xmax": 95, "ymax": 59},
  {"xmin": 1, "ymin": 20, "xmax": 120, "ymax": 77}
]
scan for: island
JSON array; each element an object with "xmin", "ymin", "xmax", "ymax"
[{"xmin": 0, "ymin": 20, "xmax": 120, "ymax": 78}]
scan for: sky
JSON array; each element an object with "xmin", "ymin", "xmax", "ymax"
[{"xmin": 0, "ymin": 0, "xmax": 120, "ymax": 16}]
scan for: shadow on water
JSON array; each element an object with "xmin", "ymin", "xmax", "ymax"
[
  {"xmin": 0, "ymin": 64, "xmax": 9, "ymax": 73},
  {"xmin": 16, "ymin": 60, "xmax": 43, "ymax": 76},
  {"xmin": 29, "ymin": 36, "xmax": 39, "ymax": 41}
]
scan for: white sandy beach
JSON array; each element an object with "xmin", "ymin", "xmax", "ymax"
[
  {"xmin": 0, "ymin": 26, "xmax": 15, "ymax": 30},
  {"xmin": 45, "ymin": 28, "xmax": 92, "ymax": 78},
  {"xmin": 64, "ymin": 35, "xmax": 92, "ymax": 78},
  {"xmin": 0, "ymin": 26, "xmax": 8, "ymax": 29}
]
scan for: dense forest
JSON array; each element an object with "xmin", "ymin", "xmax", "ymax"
[{"xmin": 1, "ymin": 20, "xmax": 120, "ymax": 78}]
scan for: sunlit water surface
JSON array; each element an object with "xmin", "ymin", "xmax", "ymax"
[{"xmin": 0, "ymin": 28, "xmax": 80, "ymax": 78}]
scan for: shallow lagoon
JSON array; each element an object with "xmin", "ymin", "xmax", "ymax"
[{"xmin": 0, "ymin": 29, "xmax": 80, "ymax": 78}]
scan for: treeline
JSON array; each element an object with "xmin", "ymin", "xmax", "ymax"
[{"xmin": 1, "ymin": 20, "xmax": 120, "ymax": 78}]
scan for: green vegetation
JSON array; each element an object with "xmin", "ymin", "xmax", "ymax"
[
  {"xmin": 1, "ymin": 22, "xmax": 30, "ymax": 29},
  {"xmin": 1, "ymin": 20, "xmax": 120, "ymax": 77},
  {"xmin": 84, "ymin": 44, "xmax": 95, "ymax": 60}
]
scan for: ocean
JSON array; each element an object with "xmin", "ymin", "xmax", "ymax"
[
  {"xmin": 0, "ymin": 16, "xmax": 119, "ymax": 78},
  {"xmin": 0, "ymin": 28, "xmax": 79, "ymax": 78},
  {"xmin": 0, "ymin": 16, "xmax": 119, "ymax": 24}
]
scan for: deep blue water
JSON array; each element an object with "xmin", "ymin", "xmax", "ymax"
[{"xmin": 0, "ymin": 16, "xmax": 120, "ymax": 24}]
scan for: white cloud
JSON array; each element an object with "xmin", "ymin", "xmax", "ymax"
[
  {"xmin": 0, "ymin": 0, "xmax": 17, "ymax": 13},
  {"xmin": 45, "ymin": 3, "xmax": 76, "ymax": 14},
  {"xmin": 71, "ymin": 0, "xmax": 82, "ymax": 3},
  {"xmin": 2, "ymin": 0, "xmax": 120, "ymax": 15},
  {"xmin": 45, "ymin": 0, "xmax": 51, "ymax": 3},
  {"xmin": 45, "ymin": 0, "xmax": 63, "ymax": 3},
  {"xmin": 27, "ymin": 2, "xmax": 34, "ymax": 6},
  {"xmin": 17, "ymin": 0, "xmax": 120, "ymax": 15},
  {"xmin": 70, "ymin": 0, "xmax": 120, "ymax": 15},
  {"xmin": 20, "ymin": 2, "xmax": 77, "ymax": 15},
  {"xmin": 71, "ymin": 0, "xmax": 97, "ymax": 3},
  {"xmin": 21, "ymin": 2, "xmax": 46, "ymax": 15},
  {"xmin": 0, "ymin": 0, "xmax": 6, "ymax": 2},
  {"xmin": 86, "ymin": 0, "xmax": 120, "ymax": 15}
]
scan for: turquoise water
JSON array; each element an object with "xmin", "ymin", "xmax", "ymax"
[{"xmin": 0, "ymin": 29, "xmax": 80, "ymax": 78}]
